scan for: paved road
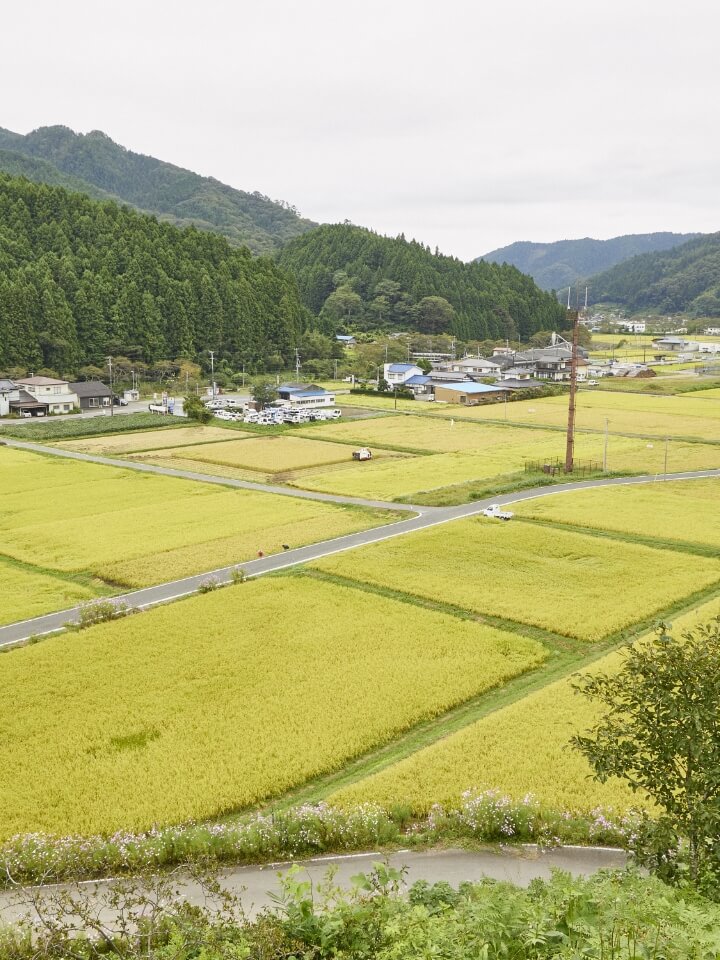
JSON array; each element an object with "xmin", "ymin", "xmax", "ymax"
[
  {"xmin": 2, "ymin": 436, "xmax": 719, "ymax": 648},
  {"xmin": 3, "ymin": 438, "xmax": 426, "ymax": 513},
  {"xmin": 0, "ymin": 846, "xmax": 629, "ymax": 925}
]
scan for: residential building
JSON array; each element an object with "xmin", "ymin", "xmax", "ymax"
[
  {"xmin": 335, "ymin": 334, "xmax": 357, "ymax": 346},
  {"xmin": 704, "ymin": 327, "xmax": 720, "ymax": 336},
  {"xmin": 382, "ymin": 362, "xmax": 424, "ymax": 386},
  {"xmin": 13, "ymin": 377, "xmax": 79, "ymax": 414},
  {"xmin": 444, "ymin": 356, "xmax": 500, "ymax": 377},
  {"xmin": 70, "ymin": 381, "xmax": 113, "ymax": 411},
  {"xmin": 403, "ymin": 374, "xmax": 434, "ymax": 399},
  {"xmin": 614, "ymin": 320, "xmax": 647, "ymax": 333}
]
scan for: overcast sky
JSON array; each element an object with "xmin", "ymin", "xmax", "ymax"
[{"xmin": 3, "ymin": 0, "xmax": 719, "ymax": 259}]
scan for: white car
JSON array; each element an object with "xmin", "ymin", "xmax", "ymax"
[
  {"xmin": 481, "ymin": 504, "xmax": 514, "ymax": 521},
  {"xmin": 205, "ymin": 398, "xmax": 229, "ymax": 410}
]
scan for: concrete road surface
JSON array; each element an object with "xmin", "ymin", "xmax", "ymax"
[{"xmin": 0, "ymin": 845, "xmax": 629, "ymax": 925}]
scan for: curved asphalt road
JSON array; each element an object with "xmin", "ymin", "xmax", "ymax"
[
  {"xmin": 2, "ymin": 436, "xmax": 720, "ymax": 648},
  {"xmin": 0, "ymin": 846, "xmax": 629, "ymax": 924}
]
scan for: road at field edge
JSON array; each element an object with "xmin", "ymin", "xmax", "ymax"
[
  {"xmin": 1, "ymin": 435, "xmax": 719, "ymax": 648},
  {"xmin": 0, "ymin": 846, "xmax": 629, "ymax": 924}
]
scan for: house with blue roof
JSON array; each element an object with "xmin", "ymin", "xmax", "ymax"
[{"xmin": 383, "ymin": 362, "xmax": 424, "ymax": 386}]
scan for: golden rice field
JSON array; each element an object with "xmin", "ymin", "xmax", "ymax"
[
  {"xmin": 342, "ymin": 390, "xmax": 720, "ymax": 441},
  {"xmin": 170, "ymin": 435, "xmax": 377, "ymax": 474},
  {"xmin": 296, "ymin": 430, "xmax": 720, "ymax": 500},
  {"xmin": 56, "ymin": 425, "xmax": 243, "ymax": 455},
  {"xmin": 0, "ymin": 448, "xmax": 396, "ymax": 595},
  {"xmin": 302, "ymin": 416, "xmax": 556, "ymax": 454},
  {"xmin": 514, "ymin": 478, "xmax": 720, "ymax": 549},
  {"xmin": 331, "ymin": 595, "xmax": 720, "ymax": 815},
  {"xmin": 311, "ymin": 519, "xmax": 720, "ymax": 642},
  {"xmin": 426, "ymin": 390, "xmax": 720, "ymax": 440},
  {"xmin": 0, "ymin": 562, "xmax": 100, "ymax": 626},
  {"xmin": 0, "ymin": 576, "xmax": 547, "ymax": 837}
]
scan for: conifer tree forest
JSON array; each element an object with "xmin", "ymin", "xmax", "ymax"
[
  {"xmin": 0, "ymin": 176, "xmax": 569, "ymax": 378},
  {"xmin": 0, "ymin": 175, "xmax": 308, "ymax": 375},
  {"xmin": 277, "ymin": 223, "xmax": 567, "ymax": 341}
]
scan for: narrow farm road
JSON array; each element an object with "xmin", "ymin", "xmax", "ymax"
[
  {"xmin": 2, "ymin": 435, "xmax": 719, "ymax": 648},
  {"xmin": 2, "ymin": 438, "xmax": 427, "ymax": 513},
  {"xmin": 0, "ymin": 846, "xmax": 629, "ymax": 925}
]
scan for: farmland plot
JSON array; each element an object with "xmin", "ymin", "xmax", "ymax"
[
  {"xmin": 514, "ymin": 478, "xmax": 720, "ymax": 549},
  {"xmin": 0, "ymin": 562, "xmax": 100, "ymax": 626},
  {"xmin": 332, "ymin": 595, "xmax": 720, "ymax": 815},
  {"xmin": 311, "ymin": 519, "xmax": 720, "ymax": 641},
  {"xmin": 57, "ymin": 425, "xmax": 242, "ymax": 455},
  {"xmin": 295, "ymin": 432, "xmax": 720, "ymax": 500},
  {"xmin": 0, "ymin": 577, "xmax": 546, "ymax": 837},
  {"xmin": 0, "ymin": 448, "xmax": 396, "ymax": 596},
  {"xmin": 170, "ymin": 435, "xmax": 383, "ymax": 474},
  {"xmin": 422, "ymin": 390, "xmax": 720, "ymax": 441}
]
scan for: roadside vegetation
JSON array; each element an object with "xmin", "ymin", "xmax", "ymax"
[{"xmin": 3, "ymin": 862, "xmax": 718, "ymax": 960}]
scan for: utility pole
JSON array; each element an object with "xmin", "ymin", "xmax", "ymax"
[
  {"xmin": 333, "ymin": 358, "xmax": 338, "ymax": 380},
  {"xmin": 209, "ymin": 350, "xmax": 215, "ymax": 399},
  {"xmin": 664, "ymin": 437, "xmax": 669, "ymax": 476},
  {"xmin": 295, "ymin": 348, "xmax": 301, "ymax": 380},
  {"xmin": 603, "ymin": 417, "xmax": 609, "ymax": 472},
  {"xmin": 564, "ymin": 307, "xmax": 580, "ymax": 473},
  {"xmin": 106, "ymin": 356, "xmax": 114, "ymax": 417}
]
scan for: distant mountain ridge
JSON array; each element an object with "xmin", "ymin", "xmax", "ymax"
[
  {"xmin": 0, "ymin": 125, "xmax": 317, "ymax": 254},
  {"xmin": 477, "ymin": 233, "xmax": 703, "ymax": 291},
  {"xmin": 588, "ymin": 233, "xmax": 720, "ymax": 316}
]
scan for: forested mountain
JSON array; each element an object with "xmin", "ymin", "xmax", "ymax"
[
  {"xmin": 0, "ymin": 174, "xmax": 309, "ymax": 374},
  {"xmin": 0, "ymin": 126, "xmax": 317, "ymax": 254},
  {"xmin": 478, "ymin": 233, "xmax": 702, "ymax": 291},
  {"xmin": 278, "ymin": 224, "xmax": 566, "ymax": 341},
  {"xmin": 588, "ymin": 233, "xmax": 720, "ymax": 315}
]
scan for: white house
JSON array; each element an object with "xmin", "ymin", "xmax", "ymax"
[
  {"xmin": 445, "ymin": 356, "xmax": 501, "ymax": 377},
  {"xmin": 382, "ymin": 362, "xmax": 424, "ymax": 386},
  {"xmin": 8, "ymin": 377, "xmax": 79, "ymax": 415},
  {"xmin": 704, "ymin": 327, "xmax": 720, "ymax": 336},
  {"xmin": 615, "ymin": 320, "xmax": 647, "ymax": 334}
]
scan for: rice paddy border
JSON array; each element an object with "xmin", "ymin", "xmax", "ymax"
[{"xmin": 242, "ymin": 578, "xmax": 720, "ymax": 818}]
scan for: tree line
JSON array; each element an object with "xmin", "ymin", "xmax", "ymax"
[
  {"xmin": 0, "ymin": 175, "xmax": 310, "ymax": 377},
  {"xmin": 277, "ymin": 223, "xmax": 567, "ymax": 341},
  {"xmin": 589, "ymin": 232, "xmax": 720, "ymax": 315}
]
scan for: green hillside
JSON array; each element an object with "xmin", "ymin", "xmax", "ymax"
[
  {"xmin": 588, "ymin": 233, "xmax": 720, "ymax": 315},
  {"xmin": 479, "ymin": 233, "xmax": 702, "ymax": 291},
  {"xmin": 0, "ymin": 174, "xmax": 308, "ymax": 374},
  {"xmin": 278, "ymin": 223, "xmax": 566, "ymax": 341},
  {"xmin": 0, "ymin": 126, "xmax": 317, "ymax": 254}
]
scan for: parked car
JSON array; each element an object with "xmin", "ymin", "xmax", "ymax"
[
  {"xmin": 204, "ymin": 398, "xmax": 229, "ymax": 410},
  {"xmin": 113, "ymin": 395, "xmax": 129, "ymax": 406}
]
